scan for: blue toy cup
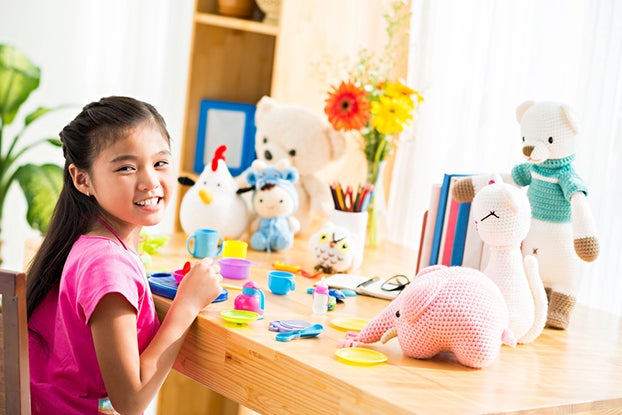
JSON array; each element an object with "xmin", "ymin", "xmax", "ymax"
[
  {"xmin": 186, "ymin": 228, "xmax": 224, "ymax": 258},
  {"xmin": 268, "ymin": 270, "xmax": 296, "ymax": 295}
]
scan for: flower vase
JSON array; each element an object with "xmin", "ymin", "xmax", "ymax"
[{"xmin": 365, "ymin": 161, "xmax": 387, "ymax": 248}]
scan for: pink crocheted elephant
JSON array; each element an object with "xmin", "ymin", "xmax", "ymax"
[{"xmin": 341, "ymin": 265, "xmax": 516, "ymax": 368}]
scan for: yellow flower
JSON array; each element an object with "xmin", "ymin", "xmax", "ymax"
[
  {"xmin": 370, "ymin": 95, "xmax": 413, "ymax": 135},
  {"xmin": 385, "ymin": 80, "xmax": 415, "ymax": 100}
]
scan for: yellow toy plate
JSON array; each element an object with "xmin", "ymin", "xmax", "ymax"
[
  {"xmin": 335, "ymin": 347, "xmax": 388, "ymax": 365},
  {"xmin": 220, "ymin": 310, "xmax": 260, "ymax": 324},
  {"xmin": 330, "ymin": 317, "xmax": 369, "ymax": 332}
]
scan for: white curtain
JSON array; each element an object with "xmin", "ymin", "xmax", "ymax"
[
  {"xmin": 388, "ymin": 0, "xmax": 622, "ymax": 316},
  {"xmin": 0, "ymin": 0, "xmax": 193, "ymax": 275}
]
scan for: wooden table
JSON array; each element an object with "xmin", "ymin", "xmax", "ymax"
[{"xmin": 149, "ymin": 233, "xmax": 622, "ymax": 415}]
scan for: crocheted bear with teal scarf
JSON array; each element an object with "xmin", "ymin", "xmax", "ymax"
[{"xmin": 453, "ymin": 101, "xmax": 599, "ymax": 330}]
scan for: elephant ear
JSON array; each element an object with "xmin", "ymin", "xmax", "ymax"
[{"xmin": 400, "ymin": 273, "xmax": 447, "ymax": 323}]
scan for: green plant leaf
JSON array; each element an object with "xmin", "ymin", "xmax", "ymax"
[
  {"xmin": 0, "ymin": 44, "xmax": 41, "ymax": 126},
  {"xmin": 24, "ymin": 106, "xmax": 53, "ymax": 127},
  {"xmin": 47, "ymin": 138, "xmax": 62, "ymax": 147},
  {"xmin": 15, "ymin": 163, "xmax": 62, "ymax": 234}
]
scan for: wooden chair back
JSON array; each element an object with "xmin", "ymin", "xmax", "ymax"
[{"xmin": 0, "ymin": 269, "xmax": 30, "ymax": 415}]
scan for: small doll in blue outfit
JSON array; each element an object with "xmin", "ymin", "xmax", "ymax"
[{"xmin": 246, "ymin": 159, "xmax": 300, "ymax": 252}]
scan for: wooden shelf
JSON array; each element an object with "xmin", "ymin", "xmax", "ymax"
[
  {"xmin": 194, "ymin": 12, "xmax": 279, "ymax": 36},
  {"xmin": 174, "ymin": 0, "xmax": 407, "ymax": 233}
]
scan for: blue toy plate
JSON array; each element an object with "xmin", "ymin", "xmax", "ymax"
[{"xmin": 148, "ymin": 272, "xmax": 228, "ymax": 302}]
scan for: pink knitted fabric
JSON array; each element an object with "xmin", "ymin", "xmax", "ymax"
[{"xmin": 352, "ymin": 265, "xmax": 515, "ymax": 369}]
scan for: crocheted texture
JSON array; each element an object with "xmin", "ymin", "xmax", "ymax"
[
  {"xmin": 354, "ymin": 265, "xmax": 515, "ymax": 369},
  {"xmin": 513, "ymin": 100, "xmax": 599, "ymax": 329},
  {"xmin": 547, "ymin": 291, "xmax": 576, "ymax": 330},
  {"xmin": 574, "ymin": 237, "xmax": 599, "ymax": 262},
  {"xmin": 472, "ymin": 179, "xmax": 547, "ymax": 344},
  {"xmin": 511, "ymin": 156, "xmax": 587, "ymax": 223}
]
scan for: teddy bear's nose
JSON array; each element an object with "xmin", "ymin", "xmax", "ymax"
[
  {"xmin": 522, "ymin": 145, "xmax": 534, "ymax": 157},
  {"xmin": 264, "ymin": 150, "xmax": 273, "ymax": 160}
]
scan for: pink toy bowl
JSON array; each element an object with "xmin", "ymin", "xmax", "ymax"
[
  {"xmin": 173, "ymin": 269, "xmax": 185, "ymax": 284},
  {"xmin": 219, "ymin": 258, "xmax": 252, "ymax": 280}
]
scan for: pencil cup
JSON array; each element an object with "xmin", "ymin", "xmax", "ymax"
[{"xmin": 329, "ymin": 209, "xmax": 368, "ymax": 271}]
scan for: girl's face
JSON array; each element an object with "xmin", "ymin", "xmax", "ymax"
[{"xmin": 86, "ymin": 122, "xmax": 175, "ymax": 234}]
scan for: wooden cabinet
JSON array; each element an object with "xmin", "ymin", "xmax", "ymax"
[{"xmin": 174, "ymin": 0, "xmax": 406, "ymax": 232}]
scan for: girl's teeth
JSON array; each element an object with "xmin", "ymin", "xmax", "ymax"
[{"xmin": 138, "ymin": 198, "xmax": 158, "ymax": 206}]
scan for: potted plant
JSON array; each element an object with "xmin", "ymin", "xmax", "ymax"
[{"xmin": 0, "ymin": 43, "xmax": 64, "ymax": 262}]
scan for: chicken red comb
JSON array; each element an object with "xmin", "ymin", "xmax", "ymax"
[{"xmin": 211, "ymin": 145, "xmax": 228, "ymax": 172}]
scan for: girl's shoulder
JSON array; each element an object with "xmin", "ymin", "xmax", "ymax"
[
  {"xmin": 68, "ymin": 235, "xmax": 140, "ymax": 271},
  {"xmin": 73, "ymin": 235, "xmax": 126, "ymax": 253}
]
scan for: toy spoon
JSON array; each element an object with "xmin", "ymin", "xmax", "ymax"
[{"xmin": 275, "ymin": 323, "xmax": 324, "ymax": 342}]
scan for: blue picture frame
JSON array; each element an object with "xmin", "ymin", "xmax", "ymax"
[{"xmin": 194, "ymin": 99, "xmax": 256, "ymax": 176}]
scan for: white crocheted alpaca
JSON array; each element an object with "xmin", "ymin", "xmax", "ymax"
[{"xmin": 472, "ymin": 177, "xmax": 547, "ymax": 344}]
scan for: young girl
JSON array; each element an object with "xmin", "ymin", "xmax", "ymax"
[{"xmin": 26, "ymin": 96, "xmax": 223, "ymax": 415}]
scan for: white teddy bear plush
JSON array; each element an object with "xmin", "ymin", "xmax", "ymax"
[
  {"xmin": 471, "ymin": 176, "xmax": 547, "ymax": 343},
  {"xmin": 453, "ymin": 101, "xmax": 599, "ymax": 329},
  {"xmin": 238, "ymin": 96, "xmax": 347, "ymax": 232}
]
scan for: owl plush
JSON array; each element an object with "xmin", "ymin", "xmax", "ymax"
[{"xmin": 309, "ymin": 221, "xmax": 361, "ymax": 274}]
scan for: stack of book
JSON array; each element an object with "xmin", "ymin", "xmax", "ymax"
[{"xmin": 416, "ymin": 173, "xmax": 489, "ymax": 273}]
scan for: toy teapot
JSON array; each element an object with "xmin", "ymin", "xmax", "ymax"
[{"xmin": 234, "ymin": 281, "xmax": 265, "ymax": 318}]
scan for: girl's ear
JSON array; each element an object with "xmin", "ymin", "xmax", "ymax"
[{"xmin": 68, "ymin": 163, "xmax": 91, "ymax": 196}]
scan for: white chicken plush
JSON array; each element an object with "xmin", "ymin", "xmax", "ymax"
[{"xmin": 179, "ymin": 145, "xmax": 250, "ymax": 239}]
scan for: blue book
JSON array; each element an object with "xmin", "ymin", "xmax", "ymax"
[
  {"xmin": 450, "ymin": 202, "xmax": 471, "ymax": 266},
  {"xmin": 429, "ymin": 173, "xmax": 469, "ymax": 265}
]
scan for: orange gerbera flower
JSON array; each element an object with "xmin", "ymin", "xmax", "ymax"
[{"xmin": 324, "ymin": 81, "xmax": 370, "ymax": 131}]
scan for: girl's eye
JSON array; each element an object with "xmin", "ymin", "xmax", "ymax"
[
  {"xmin": 155, "ymin": 160, "xmax": 169, "ymax": 168},
  {"xmin": 116, "ymin": 166, "xmax": 135, "ymax": 172}
]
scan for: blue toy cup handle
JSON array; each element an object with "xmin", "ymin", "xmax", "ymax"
[
  {"xmin": 216, "ymin": 235, "xmax": 224, "ymax": 256},
  {"xmin": 290, "ymin": 279, "xmax": 296, "ymax": 291},
  {"xmin": 186, "ymin": 234, "xmax": 196, "ymax": 256}
]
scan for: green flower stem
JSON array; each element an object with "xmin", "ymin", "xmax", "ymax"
[{"xmin": 364, "ymin": 129, "xmax": 390, "ymax": 248}]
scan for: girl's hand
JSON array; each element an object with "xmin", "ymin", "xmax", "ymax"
[{"xmin": 175, "ymin": 258, "xmax": 223, "ymax": 314}]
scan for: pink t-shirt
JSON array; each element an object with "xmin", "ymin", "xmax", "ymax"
[{"xmin": 28, "ymin": 236, "xmax": 160, "ymax": 415}]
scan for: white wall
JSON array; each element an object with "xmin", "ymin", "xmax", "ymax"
[{"xmin": 0, "ymin": 0, "xmax": 194, "ymax": 271}]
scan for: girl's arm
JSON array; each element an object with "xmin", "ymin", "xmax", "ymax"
[{"xmin": 90, "ymin": 259, "xmax": 222, "ymax": 415}]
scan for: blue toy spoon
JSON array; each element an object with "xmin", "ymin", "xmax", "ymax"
[{"xmin": 275, "ymin": 323, "xmax": 324, "ymax": 342}]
